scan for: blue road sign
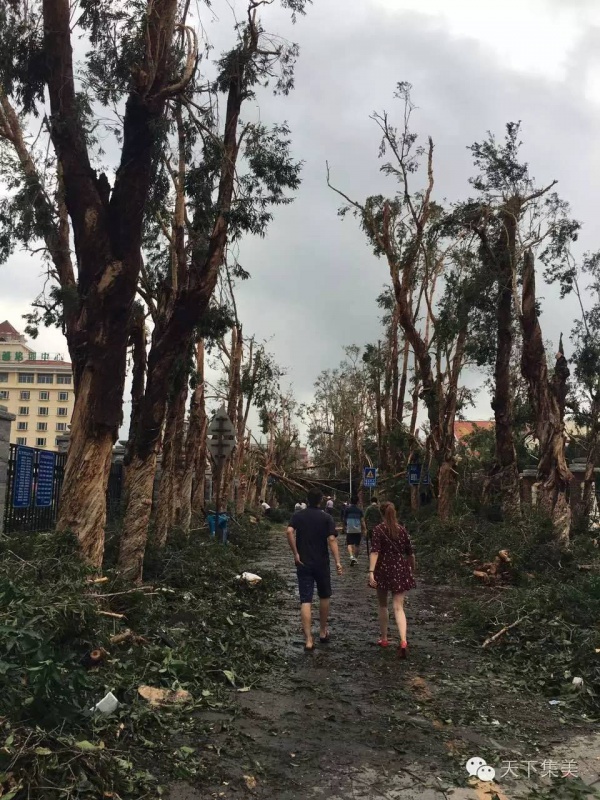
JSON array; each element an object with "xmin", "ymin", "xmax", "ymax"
[
  {"xmin": 408, "ymin": 464, "xmax": 421, "ymax": 485},
  {"xmin": 408, "ymin": 464, "xmax": 430, "ymax": 486},
  {"xmin": 12, "ymin": 446, "xmax": 34, "ymax": 508},
  {"xmin": 363, "ymin": 467, "xmax": 377, "ymax": 488},
  {"xmin": 35, "ymin": 451, "xmax": 56, "ymax": 508}
]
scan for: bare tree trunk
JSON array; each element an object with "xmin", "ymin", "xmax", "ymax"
[
  {"xmin": 258, "ymin": 424, "xmax": 276, "ymax": 503},
  {"xmin": 118, "ymin": 32, "xmax": 254, "ymax": 580},
  {"xmin": 180, "ymin": 340, "xmax": 206, "ymax": 532},
  {"xmin": 44, "ymin": 0, "xmax": 186, "ymax": 568},
  {"xmin": 486, "ymin": 207, "xmax": 521, "ymax": 515},
  {"xmin": 390, "ymin": 309, "xmax": 400, "ymax": 424},
  {"xmin": 56, "ymin": 367, "xmax": 115, "ymax": 565},
  {"xmin": 123, "ymin": 305, "xmax": 147, "ymax": 502},
  {"xmin": 520, "ymin": 250, "xmax": 572, "ymax": 545},
  {"xmin": 154, "ymin": 372, "xmax": 188, "ymax": 547},
  {"xmin": 397, "ymin": 338, "xmax": 410, "ymax": 423},
  {"xmin": 221, "ymin": 326, "xmax": 243, "ymax": 506}
]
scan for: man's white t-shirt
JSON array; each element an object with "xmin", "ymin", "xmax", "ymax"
[
  {"xmin": 326, "ymin": 499, "xmax": 334, "ymax": 509},
  {"xmin": 261, "ymin": 502, "xmax": 270, "ymax": 511}
]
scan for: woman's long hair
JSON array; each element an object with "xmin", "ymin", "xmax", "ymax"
[{"xmin": 380, "ymin": 501, "xmax": 401, "ymax": 539}]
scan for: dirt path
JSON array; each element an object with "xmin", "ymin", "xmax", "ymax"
[{"xmin": 171, "ymin": 527, "xmax": 600, "ymax": 800}]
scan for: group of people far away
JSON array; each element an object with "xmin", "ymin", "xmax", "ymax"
[{"xmin": 286, "ymin": 490, "xmax": 416, "ymax": 656}]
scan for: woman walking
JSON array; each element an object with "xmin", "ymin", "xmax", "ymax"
[{"xmin": 368, "ymin": 501, "xmax": 416, "ymax": 657}]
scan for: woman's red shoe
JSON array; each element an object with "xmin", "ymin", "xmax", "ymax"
[{"xmin": 377, "ymin": 638, "xmax": 389, "ymax": 647}]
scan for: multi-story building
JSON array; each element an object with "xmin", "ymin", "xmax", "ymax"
[{"xmin": 0, "ymin": 321, "xmax": 74, "ymax": 452}]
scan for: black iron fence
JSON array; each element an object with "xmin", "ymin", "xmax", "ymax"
[{"xmin": 3, "ymin": 444, "xmax": 124, "ymax": 534}]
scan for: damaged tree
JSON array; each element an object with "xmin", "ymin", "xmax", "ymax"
[
  {"xmin": 1, "ymin": 0, "xmax": 198, "ymax": 566},
  {"xmin": 328, "ymin": 84, "xmax": 474, "ymax": 519},
  {"xmin": 520, "ymin": 250, "xmax": 572, "ymax": 545},
  {"xmin": 460, "ymin": 122, "xmax": 579, "ymax": 517},
  {"xmin": 118, "ymin": 3, "xmax": 304, "ymax": 581}
]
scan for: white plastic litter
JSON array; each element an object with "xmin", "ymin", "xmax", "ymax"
[
  {"xmin": 236, "ymin": 572, "xmax": 262, "ymax": 586},
  {"xmin": 90, "ymin": 691, "xmax": 119, "ymax": 715},
  {"xmin": 572, "ymin": 676, "xmax": 584, "ymax": 689}
]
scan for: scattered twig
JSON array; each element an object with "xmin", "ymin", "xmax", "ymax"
[
  {"xmin": 97, "ymin": 610, "xmax": 126, "ymax": 620},
  {"xmin": 88, "ymin": 586, "xmax": 154, "ymax": 599},
  {"xmin": 482, "ymin": 615, "xmax": 529, "ymax": 648}
]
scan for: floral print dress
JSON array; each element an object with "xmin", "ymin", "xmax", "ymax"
[{"xmin": 371, "ymin": 522, "xmax": 416, "ymax": 593}]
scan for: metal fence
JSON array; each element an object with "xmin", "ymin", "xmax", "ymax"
[{"xmin": 3, "ymin": 444, "xmax": 124, "ymax": 534}]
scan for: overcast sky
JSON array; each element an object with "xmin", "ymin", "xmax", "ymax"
[{"xmin": 2, "ymin": 0, "xmax": 600, "ymax": 441}]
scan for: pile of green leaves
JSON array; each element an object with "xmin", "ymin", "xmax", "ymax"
[{"xmin": 0, "ymin": 518, "xmax": 283, "ymax": 799}]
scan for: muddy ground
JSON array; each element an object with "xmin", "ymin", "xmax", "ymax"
[{"xmin": 170, "ymin": 528, "xmax": 600, "ymax": 800}]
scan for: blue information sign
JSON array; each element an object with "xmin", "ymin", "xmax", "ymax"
[
  {"xmin": 408, "ymin": 464, "xmax": 421, "ymax": 485},
  {"xmin": 408, "ymin": 464, "xmax": 430, "ymax": 486},
  {"xmin": 363, "ymin": 467, "xmax": 377, "ymax": 488},
  {"xmin": 35, "ymin": 451, "xmax": 56, "ymax": 508},
  {"xmin": 12, "ymin": 446, "xmax": 34, "ymax": 508}
]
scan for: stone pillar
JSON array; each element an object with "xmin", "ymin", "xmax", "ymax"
[
  {"xmin": 56, "ymin": 433, "xmax": 71, "ymax": 454},
  {"xmin": 0, "ymin": 407, "xmax": 16, "ymax": 534},
  {"xmin": 519, "ymin": 468, "xmax": 538, "ymax": 506}
]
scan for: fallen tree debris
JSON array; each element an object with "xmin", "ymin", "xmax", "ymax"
[
  {"xmin": 138, "ymin": 686, "xmax": 192, "ymax": 706},
  {"xmin": 482, "ymin": 616, "xmax": 528, "ymax": 648}
]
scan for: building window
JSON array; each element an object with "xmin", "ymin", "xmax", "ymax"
[
  {"xmin": 19, "ymin": 391, "xmax": 30, "ymax": 400},
  {"xmin": 17, "ymin": 422, "xmax": 28, "ymax": 431},
  {"xmin": 57, "ymin": 407, "xmax": 69, "ymax": 417},
  {"xmin": 0, "ymin": 373, "xmax": 8, "ymax": 383},
  {"xmin": 39, "ymin": 391, "xmax": 49, "ymax": 401},
  {"xmin": 18, "ymin": 406, "xmax": 29, "ymax": 416},
  {"xmin": 18, "ymin": 373, "xmax": 34, "ymax": 384},
  {"xmin": 0, "ymin": 390, "xmax": 8, "ymax": 400},
  {"xmin": 37, "ymin": 422, "xmax": 48, "ymax": 432},
  {"xmin": 16, "ymin": 437, "xmax": 27, "ymax": 446},
  {"xmin": 36, "ymin": 438, "xmax": 47, "ymax": 447},
  {"xmin": 38, "ymin": 407, "xmax": 49, "ymax": 416},
  {"xmin": 57, "ymin": 375, "xmax": 72, "ymax": 385},
  {"xmin": 58, "ymin": 391, "xmax": 69, "ymax": 402},
  {"xmin": 37, "ymin": 374, "xmax": 54, "ymax": 384},
  {"xmin": 56, "ymin": 423, "xmax": 68, "ymax": 432}
]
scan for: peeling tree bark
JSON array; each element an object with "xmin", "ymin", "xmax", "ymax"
[
  {"xmin": 484, "ymin": 204, "xmax": 521, "ymax": 516},
  {"xmin": 154, "ymin": 361, "xmax": 189, "ymax": 547},
  {"xmin": 118, "ymin": 23, "xmax": 259, "ymax": 581},
  {"xmin": 520, "ymin": 250, "xmax": 572, "ymax": 546},
  {"xmin": 180, "ymin": 340, "xmax": 207, "ymax": 532},
  {"xmin": 37, "ymin": 0, "xmax": 193, "ymax": 567}
]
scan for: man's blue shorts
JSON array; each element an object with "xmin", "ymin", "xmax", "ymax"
[{"xmin": 296, "ymin": 563, "xmax": 332, "ymax": 604}]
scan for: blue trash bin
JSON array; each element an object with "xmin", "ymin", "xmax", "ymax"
[{"xmin": 207, "ymin": 513, "xmax": 228, "ymax": 544}]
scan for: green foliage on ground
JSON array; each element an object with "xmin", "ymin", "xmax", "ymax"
[
  {"xmin": 0, "ymin": 518, "xmax": 283, "ymax": 799},
  {"xmin": 412, "ymin": 511, "xmax": 600, "ymax": 716},
  {"xmin": 265, "ymin": 507, "xmax": 290, "ymax": 524}
]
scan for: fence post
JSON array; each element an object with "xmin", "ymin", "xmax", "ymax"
[{"xmin": 0, "ymin": 407, "xmax": 16, "ymax": 534}]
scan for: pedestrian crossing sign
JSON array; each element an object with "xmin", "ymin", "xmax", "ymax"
[{"xmin": 363, "ymin": 467, "xmax": 377, "ymax": 488}]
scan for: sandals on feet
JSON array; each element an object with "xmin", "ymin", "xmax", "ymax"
[
  {"xmin": 377, "ymin": 639, "xmax": 389, "ymax": 647},
  {"xmin": 319, "ymin": 631, "xmax": 330, "ymax": 644}
]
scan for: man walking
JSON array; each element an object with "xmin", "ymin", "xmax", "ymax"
[
  {"xmin": 344, "ymin": 495, "xmax": 366, "ymax": 566},
  {"xmin": 287, "ymin": 488, "xmax": 343, "ymax": 651},
  {"xmin": 364, "ymin": 496, "xmax": 383, "ymax": 550}
]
